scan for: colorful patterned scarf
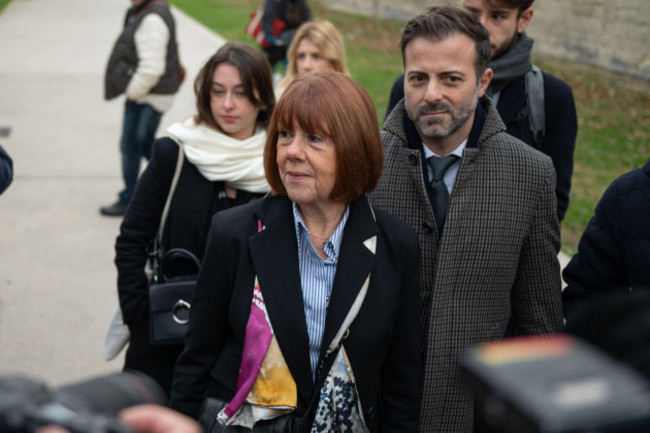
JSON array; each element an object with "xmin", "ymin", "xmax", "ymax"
[
  {"xmin": 217, "ymin": 222, "xmax": 297, "ymax": 428},
  {"xmin": 217, "ymin": 280, "xmax": 297, "ymax": 427}
]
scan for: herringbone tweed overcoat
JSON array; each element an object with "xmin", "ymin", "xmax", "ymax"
[{"xmin": 369, "ymin": 97, "xmax": 564, "ymax": 433}]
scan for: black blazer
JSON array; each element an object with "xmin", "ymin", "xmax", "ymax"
[{"xmin": 170, "ymin": 195, "xmax": 422, "ymax": 433}]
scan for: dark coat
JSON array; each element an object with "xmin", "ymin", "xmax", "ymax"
[
  {"xmin": 115, "ymin": 137, "xmax": 263, "ymax": 394},
  {"xmin": 0, "ymin": 144, "xmax": 12, "ymax": 195},
  {"xmin": 262, "ymin": 0, "xmax": 311, "ymax": 33},
  {"xmin": 386, "ymin": 71, "xmax": 577, "ymax": 221},
  {"xmin": 562, "ymin": 159, "xmax": 650, "ymax": 322},
  {"xmin": 370, "ymin": 97, "xmax": 563, "ymax": 433},
  {"xmin": 496, "ymin": 71, "xmax": 577, "ymax": 221},
  {"xmin": 169, "ymin": 195, "xmax": 422, "ymax": 433}
]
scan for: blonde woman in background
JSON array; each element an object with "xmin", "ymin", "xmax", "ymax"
[{"xmin": 275, "ymin": 20, "xmax": 350, "ymax": 97}]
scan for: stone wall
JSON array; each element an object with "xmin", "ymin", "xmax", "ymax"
[{"xmin": 325, "ymin": 0, "xmax": 650, "ymax": 80}]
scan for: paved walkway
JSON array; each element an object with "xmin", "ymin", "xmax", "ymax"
[
  {"xmin": 0, "ymin": 0, "xmax": 225, "ymax": 387},
  {"xmin": 0, "ymin": 0, "xmax": 570, "ymax": 389}
]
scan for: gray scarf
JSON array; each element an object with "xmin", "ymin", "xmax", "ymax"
[{"xmin": 488, "ymin": 32, "xmax": 534, "ymax": 96}]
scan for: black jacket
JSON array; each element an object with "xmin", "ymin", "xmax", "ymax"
[
  {"xmin": 496, "ymin": 71, "xmax": 576, "ymax": 221},
  {"xmin": 115, "ymin": 137, "xmax": 263, "ymax": 394},
  {"xmin": 262, "ymin": 0, "xmax": 311, "ymax": 33},
  {"xmin": 562, "ymin": 159, "xmax": 650, "ymax": 322},
  {"xmin": 170, "ymin": 195, "xmax": 422, "ymax": 433}
]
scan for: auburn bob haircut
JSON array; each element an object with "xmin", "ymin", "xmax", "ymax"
[{"xmin": 264, "ymin": 72, "xmax": 383, "ymax": 203}]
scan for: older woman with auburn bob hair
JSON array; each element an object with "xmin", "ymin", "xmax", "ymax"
[
  {"xmin": 275, "ymin": 20, "xmax": 350, "ymax": 96},
  {"xmin": 170, "ymin": 72, "xmax": 422, "ymax": 433}
]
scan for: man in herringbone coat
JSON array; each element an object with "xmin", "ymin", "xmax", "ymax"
[{"xmin": 368, "ymin": 6, "xmax": 563, "ymax": 433}]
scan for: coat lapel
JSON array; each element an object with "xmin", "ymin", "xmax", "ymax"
[
  {"xmin": 247, "ymin": 196, "xmax": 379, "ymax": 404},
  {"xmin": 319, "ymin": 197, "xmax": 378, "ymax": 363},
  {"xmin": 248, "ymin": 196, "xmax": 314, "ymax": 407}
]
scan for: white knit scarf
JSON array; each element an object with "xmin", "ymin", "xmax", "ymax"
[{"xmin": 166, "ymin": 117, "xmax": 270, "ymax": 193}]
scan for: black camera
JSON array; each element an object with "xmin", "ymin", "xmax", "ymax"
[
  {"xmin": 0, "ymin": 371, "xmax": 167, "ymax": 433},
  {"xmin": 462, "ymin": 334, "xmax": 650, "ymax": 433}
]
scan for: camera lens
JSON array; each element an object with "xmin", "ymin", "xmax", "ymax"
[{"xmin": 53, "ymin": 371, "xmax": 167, "ymax": 416}]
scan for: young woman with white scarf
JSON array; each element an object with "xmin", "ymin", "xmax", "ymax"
[{"xmin": 114, "ymin": 42, "xmax": 275, "ymax": 395}]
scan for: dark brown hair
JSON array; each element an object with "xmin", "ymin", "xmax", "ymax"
[
  {"xmin": 264, "ymin": 72, "xmax": 383, "ymax": 203},
  {"xmin": 400, "ymin": 5, "xmax": 491, "ymax": 79},
  {"xmin": 194, "ymin": 42, "xmax": 275, "ymax": 132},
  {"xmin": 488, "ymin": 0, "xmax": 535, "ymax": 13}
]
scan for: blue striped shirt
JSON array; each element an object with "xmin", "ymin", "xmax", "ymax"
[{"xmin": 292, "ymin": 202, "xmax": 350, "ymax": 379}]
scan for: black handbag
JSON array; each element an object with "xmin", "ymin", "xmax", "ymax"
[
  {"xmin": 147, "ymin": 140, "xmax": 199, "ymax": 345},
  {"xmin": 148, "ymin": 243, "xmax": 200, "ymax": 345}
]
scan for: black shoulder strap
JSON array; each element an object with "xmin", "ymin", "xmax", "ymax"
[{"xmin": 525, "ymin": 65, "xmax": 545, "ymax": 148}]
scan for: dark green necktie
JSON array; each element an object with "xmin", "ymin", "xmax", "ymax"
[{"xmin": 427, "ymin": 155, "xmax": 458, "ymax": 235}]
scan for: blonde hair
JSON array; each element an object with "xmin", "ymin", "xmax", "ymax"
[{"xmin": 277, "ymin": 20, "xmax": 350, "ymax": 89}]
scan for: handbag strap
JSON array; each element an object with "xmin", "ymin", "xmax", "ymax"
[
  {"xmin": 297, "ymin": 204, "xmax": 378, "ymax": 432},
  {"xmin": 158, "ymin": 140, "xmax": 184, "ymax": 241},
  {"xmin": 326, "ymin": 203, "xmax": 377, "ymax": 353}
]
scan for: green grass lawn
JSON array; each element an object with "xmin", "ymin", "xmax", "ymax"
[
  {"xmin": 0, "ymin": 0, "xmax": 11, "ymax": 13},
  {"xmin": 174, "ymin": 1, "xmax": 650, "ymax": 254}
]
